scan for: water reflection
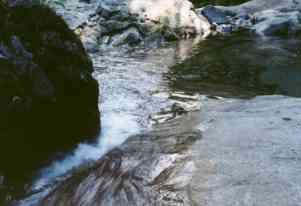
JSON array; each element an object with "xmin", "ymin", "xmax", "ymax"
[{"xmin": 167, "ymin": 32, "xmax": 301, "ymax": 98}]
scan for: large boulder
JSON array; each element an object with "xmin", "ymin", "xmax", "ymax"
[
  {"xmin": 0, "ymin": 3, "xmax": 100, "ymax": 194},
  {"xmin": 190, "ymin": 96, "xmax": 301, "ymax": 206}
]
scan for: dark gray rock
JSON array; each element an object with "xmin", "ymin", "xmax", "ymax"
[
  {"xmin": 0, "ymin": 5, "xmax": 100, "ymax": 204},
  {"xmin": 208, "ymin": 0, "xmax": 301, "ymax": 36},
  {"xmin": 252, "ymin": 10, "xmax": 301, "ymax": 36},
  {"xmin": 110, "ymin": 27, "xmax": 143, "ymax": 47},
  {"xmin": 217, "ymin": 0, "xmax": 301, "ymax": 16},
  {"xmin": 200, "ymin": 5, "xmax": 231, "ymax": 25}
]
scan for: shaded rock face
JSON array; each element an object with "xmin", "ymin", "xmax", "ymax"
[
  {"xmin": 37, "ymin": 112, "xmax": 202, "ymax": 206},
  {"xmin": 0, "ymin": 3, "xmax": 100, "ymax": 196},
  {"xmin": 197, "ymin": 0, "xmax": 301, "ymax": 36}
]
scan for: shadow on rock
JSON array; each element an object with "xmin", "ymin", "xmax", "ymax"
[{"xmin": 0, "ymin": 4, "xmax": 100, "ymax": 203}]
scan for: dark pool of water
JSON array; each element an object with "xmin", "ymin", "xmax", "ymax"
[
  {"xmin": 167, "ymin": 32, "xmax": 301, "ymax": 98},
  {"xmin": 192, "ymin": 0, "xmax": 249, "ymax": 7}
]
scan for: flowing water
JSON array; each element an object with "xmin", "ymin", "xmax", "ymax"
[
  {"xmin": 15, "ymin": 30, "xmax": 301, "ymax": 205},
  {"xmin": 17, "ymin": 39, "xmax": 200, "ymax": 205}
]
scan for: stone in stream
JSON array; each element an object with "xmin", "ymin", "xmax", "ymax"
[
  {"xmin": 0, "ymin": 3, "xmax": 100, "ymax": 204},
  {"xmin": 198, "ymin": 5, "xmax": 231, "ymax": 25},
  {"xmin": 149, "ymin": 92, "xmax": 201, "ymax": 124}
]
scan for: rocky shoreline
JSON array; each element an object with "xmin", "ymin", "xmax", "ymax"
[{"xmin": 51, "ymin": 0, "xmax": 301, "ymax": 53}]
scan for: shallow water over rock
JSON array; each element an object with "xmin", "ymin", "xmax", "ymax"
[{"xmin": 17, "ymin": 39, "xmax": 201, "ymax": 205}]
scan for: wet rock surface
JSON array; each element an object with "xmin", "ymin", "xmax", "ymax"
[
  {"xmin": 33, "ymin": 95, "xmax": 301, "ymax": 206},
  {"xmin": 36, "ymin": 112, "xmax": 202, "ymax": 206},
  {"xmin": 0, "ymin": 4, "xmax": 99, "ymax": 204}
]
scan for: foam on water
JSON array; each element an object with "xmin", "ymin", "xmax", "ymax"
[{"xmin": 32, "ymin": 112, "xmax": 140, "ymax": 191}]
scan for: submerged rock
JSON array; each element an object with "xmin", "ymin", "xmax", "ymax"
[{"xmin": 0, "ymin": 4, "xmax": 100, "ymax": 202}]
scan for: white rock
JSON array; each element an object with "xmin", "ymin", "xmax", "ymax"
[{"xmin": 129, "ymin": 0, "xmax": 211, "ymax": 37}]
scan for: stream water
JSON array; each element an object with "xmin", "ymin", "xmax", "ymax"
[
  {"xmin": 17, "ymin": 31, "xmax": 301, "ymax": 205},
  {"xmin": 14, "ymin": 29, "xmax": 301, "ymax": 205},
  {"xmin": 18, "ymin": 40, "xmax": 198, "ymax": 205}
]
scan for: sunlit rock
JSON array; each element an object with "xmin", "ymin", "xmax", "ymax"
[
  {"xmin": 52, "ymin": 0, "xmax": 212, "ymax": 50},
  {"xmin": 129, "ymin": 0, "xmax": 212, "ymax": 38}
]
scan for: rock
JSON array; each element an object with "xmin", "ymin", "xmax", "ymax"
[
  {"xmin": 33, "ymin": 95, "xmax": 301, "ymax": 206},
  {"xmin": 198, "ymin": 5, "xmax": 231, "ymax": 25},
  {"xmin": 149, "ymin": 92, "xmax": 201, "ymax": 124},
  {"xmin": 252, "ymin": 10, "xmax": 301, "ymax": 36},
  {"xmin": 190, "ymin": 95, "xmax": 301, "ymax": 206},
  {"xmin": 53, "ymin": 0, "xmax": 212, "ymax": 50},
  {"xmin": 110, "ymin": 27, "xmax": 142, "ymax": 47},
  {"xmin": 207, "ymin": 0, "xmax": 301, "ymax": 36},
  {"xmin": 35, "ymin": 112, "xmax": 202, "ymax": 206},
  {"xmin": 216, "ymin": 24, "xmax": 233, "ymax": 34},
  {"xmin": 128, "ymin": 0, "xmax": 212, "ymax": 38},
  {"xmin": 0, "ymin": 3, "xmax": 100, "ymax": 197},
  {"xmin": 218, "ymin": 0, "xmax": 301, "ymax": 15}
]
